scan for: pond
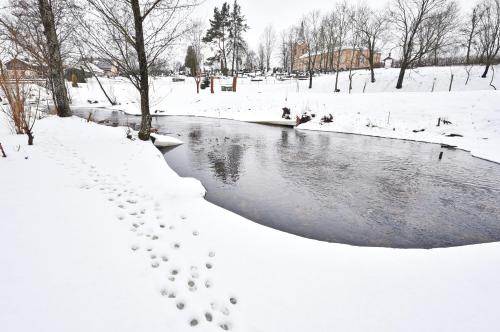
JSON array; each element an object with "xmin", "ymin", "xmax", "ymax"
[{"xmin": 75, "ymin": 108, "xmax": 500, "ymax": 249}]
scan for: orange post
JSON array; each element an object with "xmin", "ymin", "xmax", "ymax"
[{"xmin": 232, "ymin": 76, "xmax": 237, "ymax": 92}]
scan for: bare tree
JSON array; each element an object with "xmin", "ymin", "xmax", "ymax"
[
  {"xmin": 1, "ymin": 0, "xmax": 72, "ymax": 117},
  {"xmin": 287, "ymin": 26, "xmax": 300, "ymax": 73},
  {"xmin": 301, "ymin": 10, "xmax": 321, "ymax": 89},
  {"xmin": 390, "ymin": 0, "xmax": 446, "ymax": 89},
  {"xmin": 257, "ymin": 43, "xmax": 265, "ymax": 72},
  {"xmin": 426, "ymin": 0, "xmax": 460, "ymax": 65},
  {"xmin": 244, "ymin": 48, "xmax": 257, "ymax": 72},
  {"xmin": 322, "ymin": 11, "xmax": 338, "ymax": 73},
  {"xmin": 462, "ymin": 4, "xmax": 481, "ymax": 65},
  {"xmin": 38, "ymin": 0, "xmax": 71, "ymax": 116},
  {"xmin": 477, "ymin": 0, "xmax": 500, "ymax": 78},
  {"xmin": 261, "ymin": 24, "xmax": 276, "ymax": 72},
  {"xmin": 189, "ymin": 19, "xmax": 205, "ymax": 71},
  {"xmin": 0, "ymin": 57, "xmax": 39, "ymax": 145},
  {"xmin": 333, "ymin": 1, "xmax": 352, "ymax": 92},
  {"xmin": 279, "ymin": 29, "xmax": 290, "ymax": 72},
  {"xmin": 75, "ymin": 0, "xmax": 197, "ymax": 140},
  {"xmin": 356, "ymin": 5, "xmax": 389, "ymax": 83}
]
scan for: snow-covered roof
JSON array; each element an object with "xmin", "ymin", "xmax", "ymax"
[{"xmin": 73, "ymin": 61, "xmax": 105, "ymax": 74}]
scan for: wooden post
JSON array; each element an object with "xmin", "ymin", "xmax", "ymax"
[
  {"xmin": 210, "ymin": 77, "xmax": 214, "ymax": 94},
  {"xmin": 437, "ymin": 117, "xmax": 441, "ymax": 127},
  {"xmin": 232, "ymin": 76, "xmax": 237, "ymax": 92},
  {"xmin": 431, "ymin": 78, "xmax": 436, "ymax": 92},
  {"xmin": 363, "ymin": 81, "xmax": 367, "ymax": 93},
  {"xmin": 439, "ymin": 151, "xmax": 444, "ymax": 160},
  {"xmin": 449, "ymin": 74, "xmax": 454, "ymax": 92},
  {"xmin": 195, "ymin": 75, "xmax": 201, "ymax": 94},
  {"xmin": 0, "ymin": 143, "xmax": 6, "ymax": 158}
]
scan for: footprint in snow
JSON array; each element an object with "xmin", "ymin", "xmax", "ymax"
[{"xmin": 187, "ymin": 280, "xmax": 197, "ymax": 292}]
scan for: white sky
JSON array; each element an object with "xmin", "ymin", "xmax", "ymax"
[{"xmin": 193, "ymin": 0, "xmax": 476, "ymax": 55}]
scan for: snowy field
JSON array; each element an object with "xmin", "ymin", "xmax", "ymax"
[
  {"xmin": 69, "ymin": 65, "xmax": 500, "ymax": 163},
  {"xmin": 1, "ymin": 116, "xmax": 500, "ymax": 332},
  {"xmin": 1, "ymin": 65, "xmax": 500, "ymax": 331}
]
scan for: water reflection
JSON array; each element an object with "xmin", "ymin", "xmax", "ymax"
[{"xmin": 207, "ymin": 143, "xmax": 245, "ymax": 184}]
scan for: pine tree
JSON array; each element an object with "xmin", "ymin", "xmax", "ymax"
[
  {"xmin": 184, "ymin": 46, "xmax": 198, "ymax": 76},
  {"xmin": 203, "ymin": 3, "xmax": 231, "ymax": 75},
  {"xmin": 229, "ymin": 0, "xmax": 249, "ymax": 76}
]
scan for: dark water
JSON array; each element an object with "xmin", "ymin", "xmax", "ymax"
[{"xmin": 75, "ymin": 108, "xmax": 500, "ymax": 249}]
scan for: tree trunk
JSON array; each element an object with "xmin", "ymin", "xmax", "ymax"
[
  {"xmin": 27, "ymin": 131, "xmax": 34, "ymax": 146},
  {"xmin": 482, "ymin": 64, "xmax": 491, "ymax": 78},
  {"xmin": 309, "ymin": 70, "xmax": 313, "ymax": 89},
  {"xmin": 131, "ymin": 0, "xmax": 151, "ymax": 141},
  {"xmin": 396, "ymin": 65, "xmax": 407, "ymax": 89},
  {"xmin": 84, "ymin": 65, "xmax": 116, "ymax": 105},
  {"xmin": 0, "ymin": 142, "xmax": 6, "ymax": 157},
  {"xmin": 231, "ymin": 40, "xmax": 236, "ymax": 76},
  {"xmin": 369, "ymin": 50, "xmax": 375, "ymax": 83},
  {"xmin": 466, "ymin": 41, "xmax": 472, "ymax": 65},
  {"xmin": 38, "ymin": 0, "xmax": 71, "ymax": 117},
  {"xmin": 334, "ymin": 49, "xmax": 342, "ymax": 91},
  {"xmin": 195, "ymin": 76, "xmax": 201, "ymax": 94}
]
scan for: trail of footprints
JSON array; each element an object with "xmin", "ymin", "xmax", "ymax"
[{"xmin": 66, "ymin": 147, "xmax": 239, "ymax": 331}]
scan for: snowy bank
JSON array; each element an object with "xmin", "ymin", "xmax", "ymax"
[
  {"xmin": 68, "ymin": 66, "xmax": 500, "ymax": 163},
  {"xmin": 1, "ymin": 116, "xmax": 500, "ymax": 331}
]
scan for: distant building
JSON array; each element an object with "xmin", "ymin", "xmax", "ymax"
[
  {"xmin": 292, "ymin": 43, "xmax": 382, "ymax": 72},
  {"xmin": 77, "ymin": 58, "xmax": 119, "ymax": 77},
  {"xmin": 73, "ymin": 60, "xmax": 105, "ymax": 77},
  {"xmin": 4, "ymin": 58, "xmax": 45, "ymax": 78},
  {"xmin": 383, "ymin": 54, "xmax": 394, "ymax": 69},
  {"xmin": 94, "ymin": 59, "xmax": 119, "ymax": 77}
]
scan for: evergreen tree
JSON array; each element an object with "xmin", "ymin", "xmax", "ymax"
[
  {"xmin": 203, "ymin": 3, "xmax": 231, "ymax": 75},
  {"xmin": 229, "ymin": 0, "xmax": 249, "ymax": 76},
  {"xmin": 184, "ymin": 45, "xmax": 198, "ymax": 76}
]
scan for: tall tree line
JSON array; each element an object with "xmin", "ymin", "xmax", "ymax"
[
  {"xmin": 203, "ymin": 0, "xmax": 248, "ymax": 76},
  {"xmin": 270, "ymin": 0, "xmax": 500, "ymax": 89}
]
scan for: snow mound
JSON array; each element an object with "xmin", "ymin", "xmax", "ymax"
[{"xmin": 150, "ymin": 133, "xmax": 183, "ymax": 147}]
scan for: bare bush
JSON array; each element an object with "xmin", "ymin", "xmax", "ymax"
[{"xmin": 0, "ymin": 60, "xmax": 39, "ymax": 145}]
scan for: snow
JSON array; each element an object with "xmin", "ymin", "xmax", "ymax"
[
  {"xmin": 2, "ymin": 64, "xmax": 500, "ymax": 331},
  {"xmin": 68, "ymin": 65, "xmax": 500, "ymax": 163},
  {"xmin": 150, "ymin": 133, "xmax": 184, "ymax": 147},
  {"xmin": 1, "ymin": 116, "xmax": 500, "ymax": 331}
]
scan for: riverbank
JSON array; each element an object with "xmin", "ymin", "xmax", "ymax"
[
  {"xmin": 68, "ymin": 67, "xmax": 500, "ymax": 164},
  {"xmin": 2, "ymin": 116, "xmax": 500, "ymax": 331}
]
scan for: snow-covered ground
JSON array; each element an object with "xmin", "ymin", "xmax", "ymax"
[
  {"xmin": 2, "ymin": 116, "xmax": 500, "ymax": 331},
  {"xmin": 69, "ymin": 65, "xmax": 500, "ymax": 163}
]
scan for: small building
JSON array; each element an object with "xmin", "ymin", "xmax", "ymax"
[
  {"xmin": 94, "ymin": 59, "xmax": 119, "ymax": 77},
  {"xmin": 4, "ymin": 58, "xmax": 44, "ymax": 78},
  {"xmin": 383, "ymin": 54, "xmax": 394, "ymax": 69},
  {"xmin": 291, "ymin": 43, "xmax": 382, "ymax": 72},
  {"xmin": 73, "ymin": 60, "xmax": 105, "ymax": 77}
]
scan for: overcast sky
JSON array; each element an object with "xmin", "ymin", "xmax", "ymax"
[{"xmin": 193, "ymin": 0, "xmax": 476, "ymax": 55}]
